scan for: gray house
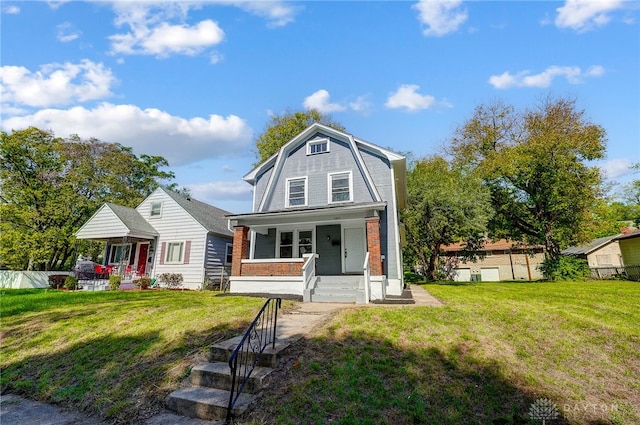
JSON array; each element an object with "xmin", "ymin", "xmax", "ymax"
[
  {"xmin": 227, "ymin": 123, "xmax": 407, "ymax": 303},
  {"xmin": 75, "ymin": 187, "xmax": 233, "ymax": 289}
]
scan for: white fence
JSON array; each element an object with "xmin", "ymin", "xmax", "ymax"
[{"xmin": 0, "ymin": 271, "xmax": 71, "ymax": 289}]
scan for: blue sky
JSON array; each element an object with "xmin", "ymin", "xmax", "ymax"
[{"xmin": 1, "ymin": 0, "xmax": 639, "ymax": 213}]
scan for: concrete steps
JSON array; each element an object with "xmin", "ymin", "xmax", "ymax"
[
  {"xmin": 165, "ymin": 334, "xmax": 290, "ymax": 421},
  {"xmin": 308, "ymin": 276, "xmax": 362, "ymax": 303}
]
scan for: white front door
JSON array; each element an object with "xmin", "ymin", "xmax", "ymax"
[{"xmin": 344, "ymin": 227, "xmax": 365, "ymax": 273}]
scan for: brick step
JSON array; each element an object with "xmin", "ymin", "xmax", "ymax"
[
  {"xmin": 165, "ymin": 386, "xmax": 253, "ymax": 421},
  {"xmin": 190, "ymin": 362, "xmax": 273, "ymax": 393}
]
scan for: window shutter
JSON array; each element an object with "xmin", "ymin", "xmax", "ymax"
[
  {"xmin": 183, "ymin": 241, "xmax": 191, "ymax": 264},
  {"xmin": 159, "ymin": 242, "xmax": 166, "ymax": 265}
]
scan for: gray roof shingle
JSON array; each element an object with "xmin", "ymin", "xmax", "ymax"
[{"xmin": 162, "ymin": 188, "xmax": 233, "ymax": 237}]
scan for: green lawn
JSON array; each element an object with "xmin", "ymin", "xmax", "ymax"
[
  {"xmin": 251, "ymin": 281, "xmax": 640, "ymax": 425},
  {"xmin": 1, "ymin": 282, "xmax": 639, "ymax": 425}
]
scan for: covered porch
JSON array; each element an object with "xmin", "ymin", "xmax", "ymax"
[{"xmin": 227, "ymin": 202, "xmax": 388, "ymax": 303}]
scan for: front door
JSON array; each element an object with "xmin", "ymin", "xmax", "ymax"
[
  {"xmin": 344, "ymin": 227, "xmax": 365, "ymax": 273},
  {"xmin": 137, "ymin": 243, "xmax": 149, "ymax": 276}
]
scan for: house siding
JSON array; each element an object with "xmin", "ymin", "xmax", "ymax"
[
  {"xmin": 586, "ymin": 242, "xmax": 623, "ymax": 267},
  {"xmin": 76, "ymin": 205, "xmax": 130, "ymax": 239},
  {"xmin": 204, "ymin": 234, "xmax": 233, "ymax": 281},
  {"xmin": 619, "ymin": 237, "xmax": 640, "ymax": 265},
  {"xmin": 137, "ymin": 190, "xmax": 208, "ymax": 289},
  {"xmin": 254, "ymin": 167, "xmax": 273, "ymax": 211},
  {"xmin": 263, "ymin": 133, "xmax": 375, "ymax": 211}
]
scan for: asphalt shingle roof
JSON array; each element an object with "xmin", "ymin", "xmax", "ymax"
[
  {"xmin": 107, "ymin": 203, "xmax": 159, "ymax": 236},
  {"xmin": 561, "ymin": 234, "xmax": 621, "ymax": 256},
  {"xmin": 163, "ymin": 189, "xmax": 233, "ymax": 237}
]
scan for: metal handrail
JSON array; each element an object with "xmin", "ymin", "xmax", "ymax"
[{"xmin": 227, "ymin": 297, "xmax": 282, "ymax": 423}]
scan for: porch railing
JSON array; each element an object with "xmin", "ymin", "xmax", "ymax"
[
  {"xmin": 227, "ymin": 297, "xmax": 282, "ymax": 424},
  {"xmin": 362, "ymin": 252, "xmax": 370, "ymax": 304},
  {"xmin": 302, "ymin": 253, "xmax": 318, "ymax": 291}
]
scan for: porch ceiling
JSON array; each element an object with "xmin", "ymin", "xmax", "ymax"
[{"xmin": 227, "ymin": 201, "xmax": 387, "ymax": 229}]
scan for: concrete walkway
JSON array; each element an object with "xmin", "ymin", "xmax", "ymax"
[{"xmin": 0, "ymin": 286, "xmax": 442, "ymax": 425}]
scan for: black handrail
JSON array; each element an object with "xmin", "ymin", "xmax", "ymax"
[{"xmin": 227, "ymin": 297, "xmax": 282, "ymax": 423}]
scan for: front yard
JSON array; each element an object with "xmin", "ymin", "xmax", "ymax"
[{"xmin": 1, "ymin": 281, "xmax": 638, "ymax": 424}]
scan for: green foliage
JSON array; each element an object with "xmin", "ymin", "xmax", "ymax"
[
  {"xmin": 402, "ymin": 156, "xmax": 492, "ymax": 280},
  {"xmin": 48, "ymin": 274, "xmax": 67, "ymax": 289},
  {"xmin": 109, "ymin": 275, "xmax": 121, "ymax": 291},
  {"xmin": 63, "ymin": 275, "xmax": 78, "ymax": 290},
  {"xmin": 450, "ymin": 97, "xmax": 607, "ymax": 260},
  {"xmin": 0, "ymin": 127, "xmax": 175, "ymax": 271},
  {"xmin": 134, "ymin": 277, "xmax": 151, "ymax": 289},
  {"xmin": 539, "ymin": 256, "xmax": 590, "ymax": 281},
  {"xmin": 403, "ymin": 272, "xmax": 426, "ymax": 284},
  {"xmin": 157, "ymin": 273, "xmax": 183, "ymax": 289},
  {"xmin": 254, "ymin": 109, "xmax": 345, "ymax": 165}
]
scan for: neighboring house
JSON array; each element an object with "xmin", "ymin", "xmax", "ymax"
[
  {"xmin": 226, "ymin": 123, "xmax": 407, "ymax": 303},
  {"xmin": 442, "ymin": 239, "xmax": 545, "ymax": 282},
  {"xmin": 561, "ymin": 234, "xmax": 624, "ymax": 268},
  {"xmin": 615, "ymin": 231, "xmax": 640, "ymax": 281},
  {"xmin": 75, "ymin": 187, "xmax": 234, "ymax": 289}
]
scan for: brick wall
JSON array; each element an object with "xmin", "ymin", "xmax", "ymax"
[
  {"xmin": 231, "ymin": 226, "xmax": 249, "ymax": 276},
  {"xmin": 366, "ymin": 216, "xmax": 383, "ymax": 276},
  {"xmin": 240, "ymin": 261, "xmax": 303, "ymax": 276}
]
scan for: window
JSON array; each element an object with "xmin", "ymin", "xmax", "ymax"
[
  {"xmin": 277, "ymin": 230, "xmax": 314, "ymax": 258},
  {"xmin": 307, "ymin": 138, "xmax": 329, "ymax": 155},
  {"xmin": 150, "ymin": 202, "xmax": 162, "ymax": 217},
  {"xmin": 279, "ymin": 231, "xmax": 293, "ymax": 258},
  {"xmin": 298, "ymin": 230, "xmax": 312, "ymax": 256},
  {"xmin": 286, "ymin": 177, "xmax": 307, "ymax": 207},
  {"xmin": 329, "ymin": 171, "xmax": 352, "ymax": 203},
  {"xmin": 225, "ymin": 243, "xmax": 233, "ymax": 264},
  {"xmin": 109, "ymin": 244, "xmax": 131, "ymax": 264},
  {"xmin": 165, "ymin": 242, "xmax": 184, "ymax": 264}
]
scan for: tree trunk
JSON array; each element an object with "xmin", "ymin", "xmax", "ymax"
[{"xmin": 426, "ymin": 243, "xmax": 441, "ymax": 281}]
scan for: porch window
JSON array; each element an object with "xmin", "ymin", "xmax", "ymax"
[
  {"xmin": 150, "ymin": 202, "xmax": 162, "ymax": 217},
  {"xmin": 307, "ymin": 138, "xmax": 329, "ymax": 155},
  {"xmin": 165, "ymin": 241, "xmax": 184, "ymax": 264},
  {"xmin": 108, "ymin": 244, "xmax": 132, "ymax": 264},
  {"xmin": 225, "ymin": 243, "xmax": 233, "ymax": 264},
  {"xmin": 277, "ymin": 230, "xmax": 313, "ymax": 258},
  {"xmin": 329, "ymin": 171, "xmax": 352, "ymax": 203},
  {"xmin": 286, "ymin": 177, "xmax": 307, "ymax": 207},
  {"xmin": 298, "ymin": 230, "xmax": 312, "ymax": 256},
  {"xmin": 279, "ymin": 231, "xmax": 294, "ymax": 258}
]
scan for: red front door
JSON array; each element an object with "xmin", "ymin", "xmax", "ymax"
[{"xmin": 137, "ymin": 243, "xmax": 149, "ymax": 276}]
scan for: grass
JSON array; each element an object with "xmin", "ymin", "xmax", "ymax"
[
  {"xmin": 250, "ymin": 281, "xmax": 640, "ymax": 425},
  {"xmin": 0, "ymin": 289, "xmax": 288, "ymax": 423},
  {"xmin": 2, "ymin": 282, "xmax": 639, "ymax": 424}
]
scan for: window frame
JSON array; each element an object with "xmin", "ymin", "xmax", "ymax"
[
  {"xmin": 108, "ymin": 243, "xmax": 132, "ymax": 265},
  {"xmin": 150, "ymin": 202, "xmax": 163, "ymax": 218},
  {"xmin": 165, "ymin": 241, "xmax": 185, "ymax": 264},
  {"xmin": 286, "ymin": 176, "xmax": 308, "ymax": 208},
  {"xmin": 328, "ymin": 171, "xmax": 353, "ymax": 204},
  {"xmin": 276, "ymin": 229, "xmax": 314, "ymax": 259},
  {"xmin": 306, "ymin": 137, "xmax": 330, "ymax": 155},
  {"xmin": 225, "ymin": 243, "xmax": 234, "ymax": 265}
]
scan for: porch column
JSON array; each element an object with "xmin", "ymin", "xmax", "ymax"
[
  {"xmin": 231, "ymin": 226, "xmax": 250, "ymax": 276},
  {"xmin": 365, "ymin": 216, "xmax": 383, "ymax": 276}
]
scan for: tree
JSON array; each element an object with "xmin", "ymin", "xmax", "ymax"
[
  {"xmin": 0, "ymin": 127, "xmax": 175, "ymax": 271},
  {"xmin": 254, "ymin": 109, "xmax": 344, "ymax": 165},
  {"xmin": 450, "ymin": 97, "xmax": 607, "ymax": 259},
  {"xmin": 402, "ymin": 156, "xmax": 492, "ymax": 280}
]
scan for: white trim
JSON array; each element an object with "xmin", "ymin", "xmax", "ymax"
[
  {"xmin": 327, "ymin": 170, "xmax": 353, "ymax": 204},
  {"xmin": 150, "ymin": 201, "xmax": 163, "ymax": 218},
  {"xmin": 285, "ymin": 176, "xmax": 308, "ymax": 208},
  {"xmin": 165, "ymin": 240, "xmax": 185, "ymax": 264},
  {"xmin": 108, "ymin": 243, "xmax": 132, "ymax": 265},
  {"xmin": 306, "ymin": 137, "xmax": 330, "ymax": 155},
  {"xmin": 389, "ymin": 164, "xmax": 404, "ymax": 284},
  {"xmin": 276, "ymin": 228, "xmax": 314, "ymax": 258}
]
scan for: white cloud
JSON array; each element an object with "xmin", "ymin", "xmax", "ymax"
[
  {"xmin": 488, "ymin": 65, "xmax": 605, "ymax": 89},
  {"xmin": 555, "ymin": 0, "xmax": 623, "ymax": 31},
  {"xmin": 385, "ymin": 84, "xmax": 436, "ymax": 111},
  {"xmin": 57, "ymin": 22, "xmax": 81, "ymax": 42},
  {"xmin": 600, "ymin": 158, "xmax": 633, "ymax": 179},
  {"xmin": 228, "ymin": 1, "xmax": 299, "ymax": 28},
  {"xmin": 2, "ymin": 5, "xmax": 20, "ymax": 14},
  {"xmin": 1, "ymin": 103, "xmax": 253, "ymax": 166},
  {"xmin": 187, "ymin": 180, "xmax": 253, "ymax": 203},
  {"xmin": 413, "ymin": 0, "xmax": 468, "ymax": 36},
  {"xmin": 0, "ymin": 60, "xmax": 116, "ymax": 108},
  {"xmin": 349, "ymin": 95, "xmax": 372, "ymax": 113},
  {"xmin": 303, "ymin": 90, "xmax": 347, "ymax": 113}
]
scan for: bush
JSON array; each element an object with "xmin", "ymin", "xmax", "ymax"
[
  {"xmin": 109, "ymin": 275, "xmax": 122, "ymax": 291},
  {"xmin": 404, "ymin": 272, "xmax": 425, "ymax": 284},
  {"xmin": 64, "ymin": 275, "xmax": 78, "ymax": 290},
  {"xmin": 157, "ymin": 273, "xmax": 183, "ymax": 289},
  {"xmin": 48, "ymin": 274, "xmax": 68, "ymax": 289},
  {"xmin": 540, "ymin": 256, "xmax": 590, "ymax": 281},
  {"xmin": 134, "ymin": 277, "xmax": 151, "ymax": 289}
]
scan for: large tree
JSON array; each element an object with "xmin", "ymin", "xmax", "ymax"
[
  {"xmin": 450, "ymin": 97, "xmax": 607, "ymax": 259},
  {"xmin": 0, "ymin": 127, "xmax": 175, "ymax": 271},
  {"xmin": 254, "ymin": 109, "xmax": 344, "ymax": 165},
  {"xmin": 402, "ymin": 156, "xmax": 492, "ymax": 280}
]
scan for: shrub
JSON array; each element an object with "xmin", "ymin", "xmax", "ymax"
[
  {"xmin": 64, "ymin": 275, "xmax": 78, "ymax": 290},
  {"xmin": 540, "ymin": 256, "xmax": 590, "ymax": 281},
  {"xmin": 109, "ymin": 275, "xmax": 122, "ymax": 291},
  {"xmin": 48, "ymin": 274, "xmax": 68, "ymax": 289},
  {"xmin": 404, "ymin": 272, "xmax": 425, "ymax": 284},
  {"xmin": 157, "ymin": 273, "xmax": 183, "ymax": 289},
  {"xmin": 134, "ymin": 277, "xmax": 151, "ymax": 289}
]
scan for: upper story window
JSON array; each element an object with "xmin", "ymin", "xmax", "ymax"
[
  {"xmin": 150, "ymin": 202, "xmax": 162, "ymax": 217},
  {"xmin": 329, "ymin": 171, "xmax": 353, "ymax": 203},
  {"xmin": 307, "ymin": 138, "xmax": 330, "ymax": 155},
  {"xmin": 286, "ymin": 177, "xmax": 307, "ymax": 207}
]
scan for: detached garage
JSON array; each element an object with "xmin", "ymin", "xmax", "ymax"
[
  {"xmin": 480, "ymin": 267, "xmax": 500, "ymax": 282},
  {"xmin": 454, "ymin": 268, "xmax": 471, "ymax": 282}
]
